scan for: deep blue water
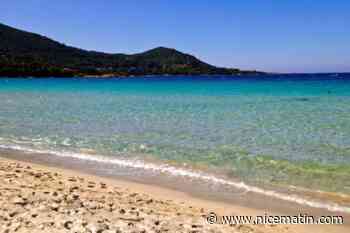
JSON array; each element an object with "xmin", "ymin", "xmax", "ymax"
[{"xmin": 1, "ymin": 74, "xmax": 350, "ymax": 193}]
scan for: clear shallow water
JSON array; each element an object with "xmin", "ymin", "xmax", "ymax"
[{"xmin": 1, "ymin": 74, "xmax": 350, "ymax": 195}]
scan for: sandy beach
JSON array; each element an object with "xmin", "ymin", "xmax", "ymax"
[
  {"xmin": 1, "ymin": 2, "xmax": 350, "ymax": 232},
  {"xmin": 0, "ymin": 156, "xmax": 348, "ymax": 233}
]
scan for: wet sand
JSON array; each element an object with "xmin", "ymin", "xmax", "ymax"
[{"xmin": 0, "ymin": 155, "xmax": 349, "ymax": 233}]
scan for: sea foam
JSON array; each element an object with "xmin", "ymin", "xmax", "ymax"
[{"xmin": 0, "ymin": 143, "xmax": 349, "ymax": 214}]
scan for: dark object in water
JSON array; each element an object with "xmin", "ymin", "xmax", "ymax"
[{"xmin": 295, "ymin": 97, "xmax": 310, "ymax": 102}]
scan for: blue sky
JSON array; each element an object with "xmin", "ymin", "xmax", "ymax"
[{"xmin": 1, "ymin": 0, "xmax": 349, "ymax": 73}]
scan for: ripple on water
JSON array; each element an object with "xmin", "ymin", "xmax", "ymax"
[{"xmin": 0, "ymin": 77, "xmax": 350, "ymax": 195}]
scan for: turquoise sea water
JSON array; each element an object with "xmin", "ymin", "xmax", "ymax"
[{"xmin": 0, "ymin": 74, "xmax": 350, "ymax": 196}]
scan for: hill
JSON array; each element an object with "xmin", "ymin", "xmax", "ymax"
[{"xmin": 0, "ymin": 23, "xmax": 261, "ymax": 77}]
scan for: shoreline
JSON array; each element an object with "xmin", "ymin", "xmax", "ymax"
[
  {"xmin": 0, "ymin": 146, "xmax": 349, "ymax": 215},
  {"xmin": 0, "ymin": 73, "xmax": 263, "ymax": 79},
  {"xmin": 0, "ymin": 153, "xmax": 349, "ymax": 232},
  {"xmin": 0, "ymin": 73, "xmax": 349, "ymax": 79},
  {"xmin": 0, "ymin": 156, "xmax": 283, "ymax": 233}
]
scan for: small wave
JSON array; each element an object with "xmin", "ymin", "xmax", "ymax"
[{"xmin": 0, "ymin": 143, "xmax": 349, "ymax": 214}]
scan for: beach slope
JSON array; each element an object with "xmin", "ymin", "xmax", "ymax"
[
  {"xmin": 1, "ymin": 157, "xmax": 348, "ymax": 233},
  {"xmin": 0, "ymin": 157, "xmax": 295, "ymax": 233}
]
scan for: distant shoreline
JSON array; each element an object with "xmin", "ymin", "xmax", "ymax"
[
  {"xmin": 1, "ymin": 72, "xmax": 350, "ymax": 79},
  {"xmin": 0, "ymin": 71, "xmax": 264, "ymax": 79}
]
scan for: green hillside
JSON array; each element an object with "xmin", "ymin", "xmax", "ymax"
[{"xmin": 0, "ymin": 23, "xmax": 261, "ymax": 77}]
